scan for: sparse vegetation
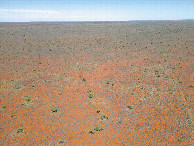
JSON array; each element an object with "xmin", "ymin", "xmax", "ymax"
[
  {"xmin": 127, "ymin": 105, "xmax": 134, "ymax": 109},
  {"xmin": 87, "ymin": 90, "xmax": 93, "ymax": 98},
  {"xmin": 178, "ymin": 138, "xmax": 182, "ymax": 142},
  {"xmin": 89, "ymin": 129, "xmax": 95, "ymax": 134},
  {"xmin": 82, "ymin": 78, "xmax": 86, "ymax": 81},
  {"xmin": 97, "ymin": 110, "xmax": 100, "ymax": 113},
  {"xmin": 51, "ymin": 107, "xmax": 58, "ymax": 113},
  {"xmin": 17, "ymin": 128, "xmax": 23, "ymax": 134},
  {"xmin": 59, "ymin": 140, "xmax": 65, "ymax": 144},
  {"xmin": 89, "ymin": 125, "xmax": 104, "ymax": 134},
  {"xmin": 20, "ymin": 103, "xmax": 26, "ymax": 106},
  {"xmin": 26, "ymin": 98, "xmax": 31, "ymax": 102},
  {"xmin": 0, "ymin": 20, "xmax": 193, "ymax": 145},
  {"xmin": 101, "ymin": 114, "xmax": 108, "ymax": 120},
  {"xmin": 119, "ymin": 119, "xmax": 123, "ymax": 124},
  {"xmin": 94, "ymin": 126, "xmax": 103, "ymax": 131},
  {"xmin": 15, "ymin": 86, "xmax": 21, "ymax": 89},
  {"xmin": 2, "ymin": 105, "xmax": 7, "ymax": 109},
  {"xmin": 168, "ymin": 87, "xmax": 174, "ymax": 94}
]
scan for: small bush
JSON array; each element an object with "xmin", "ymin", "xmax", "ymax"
[
  {"xmin": 26, "ymin": 98, "xmax": 31, "ymax": 102},
  {"xmin": 119, "ymin": 120, "xmax": 122, "ymax": 124},
  {"xmin": 20, "ymin": 103, "xmax": 26, "ymax": 106},
  {"xmin": 89, "ymin": 129, "xmax": 95, "ymax": 134},
  {"xmin": 101, "ymin": 114, "xmax": 108, "ymax": 120},
  {"xmin": 94, "ymin": 126, "xmax": 103, "ymax": 131},
  {"xmin": 106, "ymin": 80, "xmax": 110, "ymax": 85},
  {"xmin": 89, "ymin": 92, "xmax": 93, "ymax": 98},
  {"xmin": 2, "ymin": 105, "xmax": 7, "ymax": 109},
  {"xmin": 17, "ymin": 128, "xmax": 23, "ymax": 133},
  {"xmin": 51, "ymin": 107, "xmax": 58, "ymax": 113},
  {"xmin": 157, "ymin": 74, "xmax": 161, "ymax": 77},
  {"xmin": 87, "ymin": 89, "xmax": 92, "ymax": 93},
  {"xmin": 15, "ymin": 86, "xmax": 21, "ymax": 89},
  {"xmin": 178, "ymin": 138, "xmax": 182, "ymax": 142},
  {"xmin": 97, "ymin": 110, "xmax": 100, "ymax": 113},
  {"xmin": 127, "ymin": 105, "xmax": 133, "ymax": 109},
  {"xmin": 59, "ymin": 140, "xmax": 65, "ymax": 144},
  {"xmin": 82, "ymin": 78, "xmax": 86, "ymax": 81},
  {"xmin": 87, "ymin": 90, "xmax": 93, "ymax": 98}
]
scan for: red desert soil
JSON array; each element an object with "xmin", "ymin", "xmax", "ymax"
[{"xmin": 0, "ymin": 21, "xmax": 194, "ymax": 145}]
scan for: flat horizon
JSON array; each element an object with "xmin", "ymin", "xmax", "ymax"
[{"xmin": 0, "ymin": 19, "xmax": 194, "ymax": 23}]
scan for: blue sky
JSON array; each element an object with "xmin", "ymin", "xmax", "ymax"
[{"xmin": 0, "ymin": 0, "xmax": 194, "ymax": 22}]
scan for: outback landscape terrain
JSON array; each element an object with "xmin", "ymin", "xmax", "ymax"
[{"xmin": 0, "ymin": 21, "xmax": 194, "ymax": 145}]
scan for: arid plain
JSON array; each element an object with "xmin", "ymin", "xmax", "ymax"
[{"xmin": 0, "ymin": 21, "xmax": 194, "ymax": 145}]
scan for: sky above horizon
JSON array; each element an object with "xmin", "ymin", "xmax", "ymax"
[{"xmin": 0, "ymin": 0, "xmax": 194, "ymax": 22}]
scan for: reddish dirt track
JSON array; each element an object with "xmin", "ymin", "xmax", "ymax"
[{"xmin": 0, "ymin": 21, "xmax": 194, "ymax": 145}]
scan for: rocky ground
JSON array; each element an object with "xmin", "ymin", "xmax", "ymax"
[{"xmin": 0, "ymin": 21, "xmax": 194, "ymax": 145}]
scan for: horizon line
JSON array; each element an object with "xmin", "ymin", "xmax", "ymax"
[{"xmin": 0, "ymin": 19, "xmax": 194, "ymax": 23}]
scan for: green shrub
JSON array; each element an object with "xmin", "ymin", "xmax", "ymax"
[
  {"xmin": 94, "ymin": 126, "xmax": 103, "ymax": 131},
  {"xmin": 59, "ymin": 140, "xmax": 65, "ymax": 144},
  {"xmin": 89, "ymin": 92, "xmax": 94, "ymax": 98},
  {"xmin": 89, "ymin": 129, "xmax": 95, "ymax": 134},
  {"xmin": 178, "ymin": 138, "xmax": 182, "ymax": 142},
  {"xmin": 127, "ymin": 105, "xmax": 134, "ymax": 109},
  {"xmin": 119, "ymin": 119, "xmax": 123, "ymax": 124},
  {"xmin": 17, "ymin": 128, "xmax": 23, "ymax": 133},
  {"xmin": 87, "ymin": 89, "xmax": 92, "ymax": 93},
  {"xmin": 26, "ymin": 98, "xmax": 31, "ymax": 102},
  {"xmin": 87, "ymin": 90, "xmax": 93, "ymax": 98},
  {"xmin": 82, "ymin": 78, "xmax": 86, "ymax": 81},
  {"xmin": 101, "ymin": 114, "xmax": 108, "ymax": 120},
  {"xmin": 2, "ymin": 105, "xmax": 6, "ymax": 109},
  {"xmin": 51, "ymin": 107, "xmax": 58, "ymax": 113},
  {"xmin": 15, "ymin": 86, "xmax": 21, "ymax": 89}
]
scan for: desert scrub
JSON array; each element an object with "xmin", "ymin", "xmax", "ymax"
[
  {"xmin": 20, "ymin": 103, "xmax": 26, "ymax": 106},
  {"xmin": 58, "ymin": 140, "xmax": 65, "ymax": 144},
  {"xmin": 17, "ymin": 128, "xmax": 23, "ymax": 133},
  {"xmin": 127, "ymin": 105, "xmax": 134, "ymax": 109},
  {"xmin": 89, "ymin": 126, "xmax": 104, "ymax": 134},
  {"xmin": 2, "ymin": 105, "xmax": 7, "ymax": 109},
  {"xmin": 119, "ymin": 119, "xmax": 123, "ymax": 124},
  {"xmin": 178, "ymin": 79, "xmax": 182, "ymax": 83},
  {"xmin": 87, "ymin": 90, "xmax": 93, "ymax": 98},
  {"xmin": 178, "ymin": 138, "xmax": 182, "ymax": 142},
  {"xmin": 94, "ymin": 126, "xmax": 103, "ymax": 131},
  {"xmin": 189, "ymin": 85, "xmax": 194, "ymax": 88},
  {"xmin": 106, "ymin": 80, "xmax": 110, "ymax": 85},
  {"xmin": 101, "ymin": 114, "xmax": 108, "ymax": 120},
  {"xmin": 26, "ymin": 98, "xmax": 31, "ymax": 102},
  {"xmin": 82, "ymin": 78, "xmax": 86, "ymax": 81},
  {"xmin": 51, "ymin": 107, "xmax": 58, "ymax": 113},
  {"xmin": 168, "ymin": 87, "xmax": 175, "ymax": 94},
  {"xmin": 15, "ymin": 85, "xmax": 21, "ymax": 89},
  {"xmin": 89, "ymin": 129, "xmax": 95, "ymax": 134}
]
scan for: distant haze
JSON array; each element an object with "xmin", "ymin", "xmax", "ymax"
[{"xmin": 0, "ymin": 0, "xmax": 194, "ymax": 22}]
